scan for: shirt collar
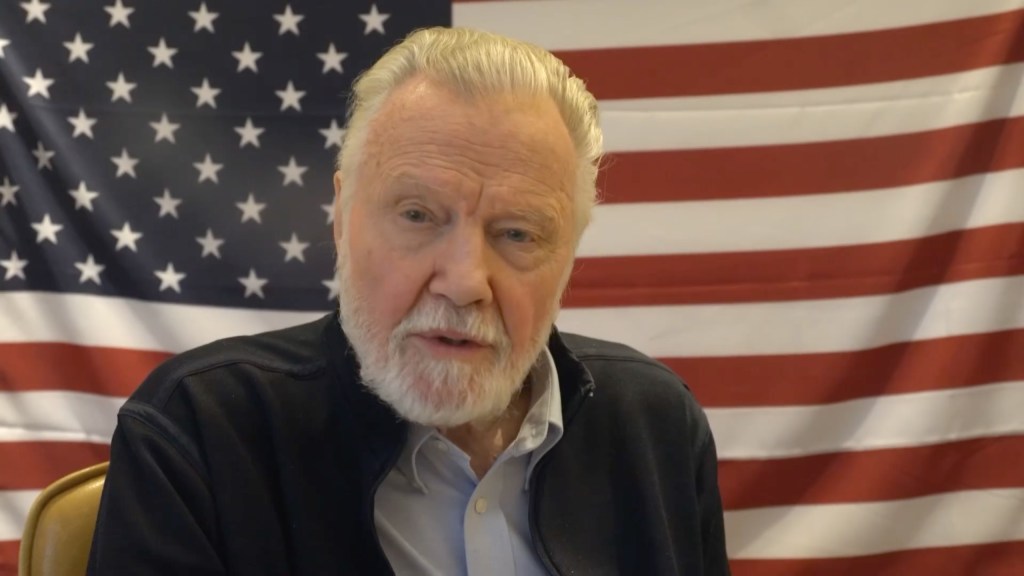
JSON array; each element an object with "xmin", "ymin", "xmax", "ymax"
[
  {"xmin": 522, "ymin": 344, "xmax": 564, "ymax": 488},
  {"xmin": 394, "ymin": 346, "xmax": 564, "ymax": 493}
]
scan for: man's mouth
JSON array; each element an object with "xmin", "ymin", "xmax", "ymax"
[{"xmin": 415, "ymin": 330, "xmax": 487, "ymax": 349}]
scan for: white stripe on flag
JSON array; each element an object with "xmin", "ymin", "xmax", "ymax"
[
  {"xmin": 707, "ymin": 381, "xmax": 1024, "ymax": 459},
  {"xmin": 602, "ymin": 64, "xmax": 1024, "ymax": 152},
  {"xmin": 4, "ymin": 274, "xmax": 1024, "ymax": 356},
  {"xmin": 454, "ymin": 0, "xmax": 1024, "ymax": 50},
  {"xmin": 0, "ymin": 391, "xmax": 123, "ymax": 444},
  {"xmin": 556, "ymin": 275, "xmax": 1024, "ymax": 357},
  {"xmin": 725, "ymin": 488, "xmax": 1024, "ymax": 559},
  {"xmin": 0, "ymin": 291, "xmax": 324, "ymax": 352},
  {"xmin": 579, "ymin": 168, "xmax": 1024, "ymax": 257},
  {"xmin": 6, "ymin": 381, "xmax": 1022, "ymax": 461},
  {"xmin": 0, "ymin": 490, "xmax": 37, "ymax": 541}
]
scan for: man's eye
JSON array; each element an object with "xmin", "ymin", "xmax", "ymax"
[
  {"xmin": 502, "ymin": 228, "xmax": 533, "ymax": 243},
  {"xmin": 401, "ymin": 209, "xmax": 428, "ymax": 223}
]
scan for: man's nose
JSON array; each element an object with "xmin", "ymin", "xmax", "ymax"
[{"xmin": 428, "ymin": 226, "xmax": 494, "ymax": 308}]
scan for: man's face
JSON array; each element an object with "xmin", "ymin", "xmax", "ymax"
[{"xmin": 334, "ymin": 77, "xmax": 578, "ymax": 427}]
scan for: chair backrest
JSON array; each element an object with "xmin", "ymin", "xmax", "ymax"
[{"xmin": 18, "ymin": 462, "xmax": 108, "ymax": 576}]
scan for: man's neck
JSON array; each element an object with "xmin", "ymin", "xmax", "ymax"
[{"xmin": 439, "ymin": 380, "xmax": 533, "ymax": 480}]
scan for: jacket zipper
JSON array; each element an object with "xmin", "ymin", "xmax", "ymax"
[{"xmin": 528, "ymin": 381, "xmax": 595, "ymax": 575}]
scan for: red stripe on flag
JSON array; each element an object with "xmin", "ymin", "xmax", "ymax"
[
  {"xmin": 0, "ymin": 343, "xmax": 169, "ymax": 396},
  {"xmin": 0, "ymin": 442, "xmax": 110, "ymax": 491},
  {"xmin": 4, "ymin": 324, "xmax": 1023, "ymax": 409},
  {"xmin": 729, "ymin": 540, "xmax": 1024, "ymax": 576},
  {"xmin": 599, "ymin": 115, "xmax": 1024, "ymax": 202},
  {"xmin": 667, "ymin": 329, "xmax": 1024, "ymax": 407},
  {"xmin": 566, "ymin": 224, "xmax": 1024, "ymax": 307},
  {"xmin": 556, "ymin": 9, "xmax": 1024, "ymax": 99},
  {"xmin": 0, "ymin": 540, "xmax": 18, "ymax": 576},
  {"xmin": 719, "ymin": 436, "xmax": 1024, "ymax": 509}
]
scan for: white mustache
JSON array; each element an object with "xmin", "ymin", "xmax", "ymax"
[{"xmin": 391, "ymin": 299, "xmax": 510, "ymax": 350}]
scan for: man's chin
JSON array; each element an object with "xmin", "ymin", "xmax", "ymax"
[{"xmin": 365, "ymin": 372, "xmax": 513, "ymax": 428}]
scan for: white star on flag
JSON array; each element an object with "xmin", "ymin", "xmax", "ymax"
[
  {"xmin": 317, "ymin": 43, "xmax": 348, "ymax": 74},
  {"xmin": 279, "ymin": 233, "xmax": 310, "ymax": 262},
  {"xmin": 107, "ymin": 72, "xmax": 137, "ymax": 103},
  {"xmin": 0, "ymin": 104, "xmax": 18, "ymax": 132},
  {"xmin": 236, "ymin": 193, "xmax": 266, "ymax": 223},
  {"xmin": 0, "ymin": 38, "xmax": 9, "ymax": 58},
  {"xmin": 195, "ymin": 229, "xmax": 225, "ymax": 258},
  {"xmin": 74, "ymin": 255, "xmax": 106, "ymax": 285},
  {"xmin": 319, "ymin": 119, "xmax": 345, "ymax": 148},
  {"xmin": 67, "ymin": 108, "xmax": 98, "ymax": 139},
  {"xmin": 275, "ymin": 81, "xmax": 305, "ymax": 111},
  {"xmin": 104, "ymin": 0, "xmax": 134, "ymax": 28},
  {"xmin": 110, "ymin": 221, "xmax": 143, "ymax": 252},
  {"xmin": 359, "ymin": 4, "xmax": 390, "ymax": 35},
  {"xmin": 238, "ymin": 269, "xmax": 269, "ymax": 299},
  {"xmin": 0, "ymin": 177, "xmax": 19, "ymax": 206},
  {"xmin": 32, "ymin": 141, "xmax": 55, "ymax": 170},
  {"xmin": 274, "ymin": 5, "xmax": 304, "ymax": 36},
  {"xmin": 191, "ymin": 78, "xmax": 221, "ymax": 108},
  {"xmin": 321, "ymin": 203, "xmax": 334, "ymax": 224},
  {"xmin": 111, "ymin": 148, "xmax": 139, "ymax": 178},
  {"xmin": 153, "ymin": 189, "xmax": 182, "ymax": 218},
  {"xmin": 1, "ymin": 250, "xmax": 28, "ymax": 281},
  {"xmin": 69, "ymin": 181, "xmax": 99, "ymax": 211},
  {"xmin": 21, "ymin": 0, "xmax": 51, "ymax": 24},
  {"xmin": 278, "ymin": 156, "xmax": 308, "ymax": 186},
  {"xmin": 31, "ymin": 214, "xmax": 63, "ymax": 244},
  {"xmin": 232, "ymin": 42, "xmax": 262, "ymax": 73},
  {"xmin": 189, "ymin": 2, "xmax": 219, "ymax": 33},
  {"xmin": 235, "ymin": 118, "xmax": 265, "ymax": 148},
  {"xmin": 64, "ymin": 33, "xmax": 94, "ymax": 63},
  {"xmin": 322, "ymin": 277, "xmax": 340, "ymax": 300},
  {"xmin": 193, "ymin": 153, "xmax": 224, "ymax": 183},
  {"xmin": 154, "ymin": 263, "xmax": 186, "ymax": 293},
  {"xmin": 23, "ymin": 68, "xmax": 54, "ymax": 99},
  {"xmin": 150, "ymin": 113, "xmax": 180, "ymax": 143},
  {"xmin": 148, "ymin": 38, "xmax": 178, "ymax": 68}
]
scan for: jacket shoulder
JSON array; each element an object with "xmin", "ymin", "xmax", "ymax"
[
  {"xmin": 559, "ymin": 331, "xmax": 684, "ymax": 385},
  {"xmin": 130, "ymin": 314, "xmax": 332, "ymax": 409},
  {"xmin": 558, "ymin": 331, "xmax": 710, "ymax": 440}
]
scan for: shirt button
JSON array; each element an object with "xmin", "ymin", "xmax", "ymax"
[
  {"xmin": 433, "ymin": 439, "xmax": 449, "ymax": 452},
  {"xmin": 474, "ymin": 498, "xmax": 488, "ymax": 514}
]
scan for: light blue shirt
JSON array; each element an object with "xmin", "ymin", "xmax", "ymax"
[{"xmin": 374, "ymin": 348, "xmax": 564, "ymax": 576}]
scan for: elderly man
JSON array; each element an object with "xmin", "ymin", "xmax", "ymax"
[{"xmin": 88, "ymin": 27, "xmax": 730, "ymax": 575}]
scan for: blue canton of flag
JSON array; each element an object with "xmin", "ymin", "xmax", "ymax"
[{"xmin": 0, "ymin": 0, "xmax": 451, "ymax": 311}]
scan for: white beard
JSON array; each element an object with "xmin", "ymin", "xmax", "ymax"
[{"xmin": 335, "ymin": 249, "xmax": 556, "ymax": 427}]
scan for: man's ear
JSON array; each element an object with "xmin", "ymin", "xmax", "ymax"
[{"xmin": 332, "ymin": 171, "xmax": 344, "ymax": 239}]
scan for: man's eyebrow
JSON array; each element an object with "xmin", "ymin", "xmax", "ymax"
[{"xmin": 498, "ymin": 204, "xmax": 561, "ymax": 230}]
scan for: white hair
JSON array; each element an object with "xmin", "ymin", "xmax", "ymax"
[{"xmin": 336, "ymin": 26, "xmax": 603, "ymax": 243}]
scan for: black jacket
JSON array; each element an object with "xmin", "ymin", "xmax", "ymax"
[{"xmin": 87, "ymin": 314, "xmax": 730, "ymax": 575}]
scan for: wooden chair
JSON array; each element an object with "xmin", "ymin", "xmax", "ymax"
[{"xmin": 18, "ymin": 462, "xmax": 108, "ymax": 576}]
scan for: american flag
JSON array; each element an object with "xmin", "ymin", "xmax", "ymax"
[{"xmin": 1, "ymin": 0, "xmax": 1023, "ymax": 574}]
